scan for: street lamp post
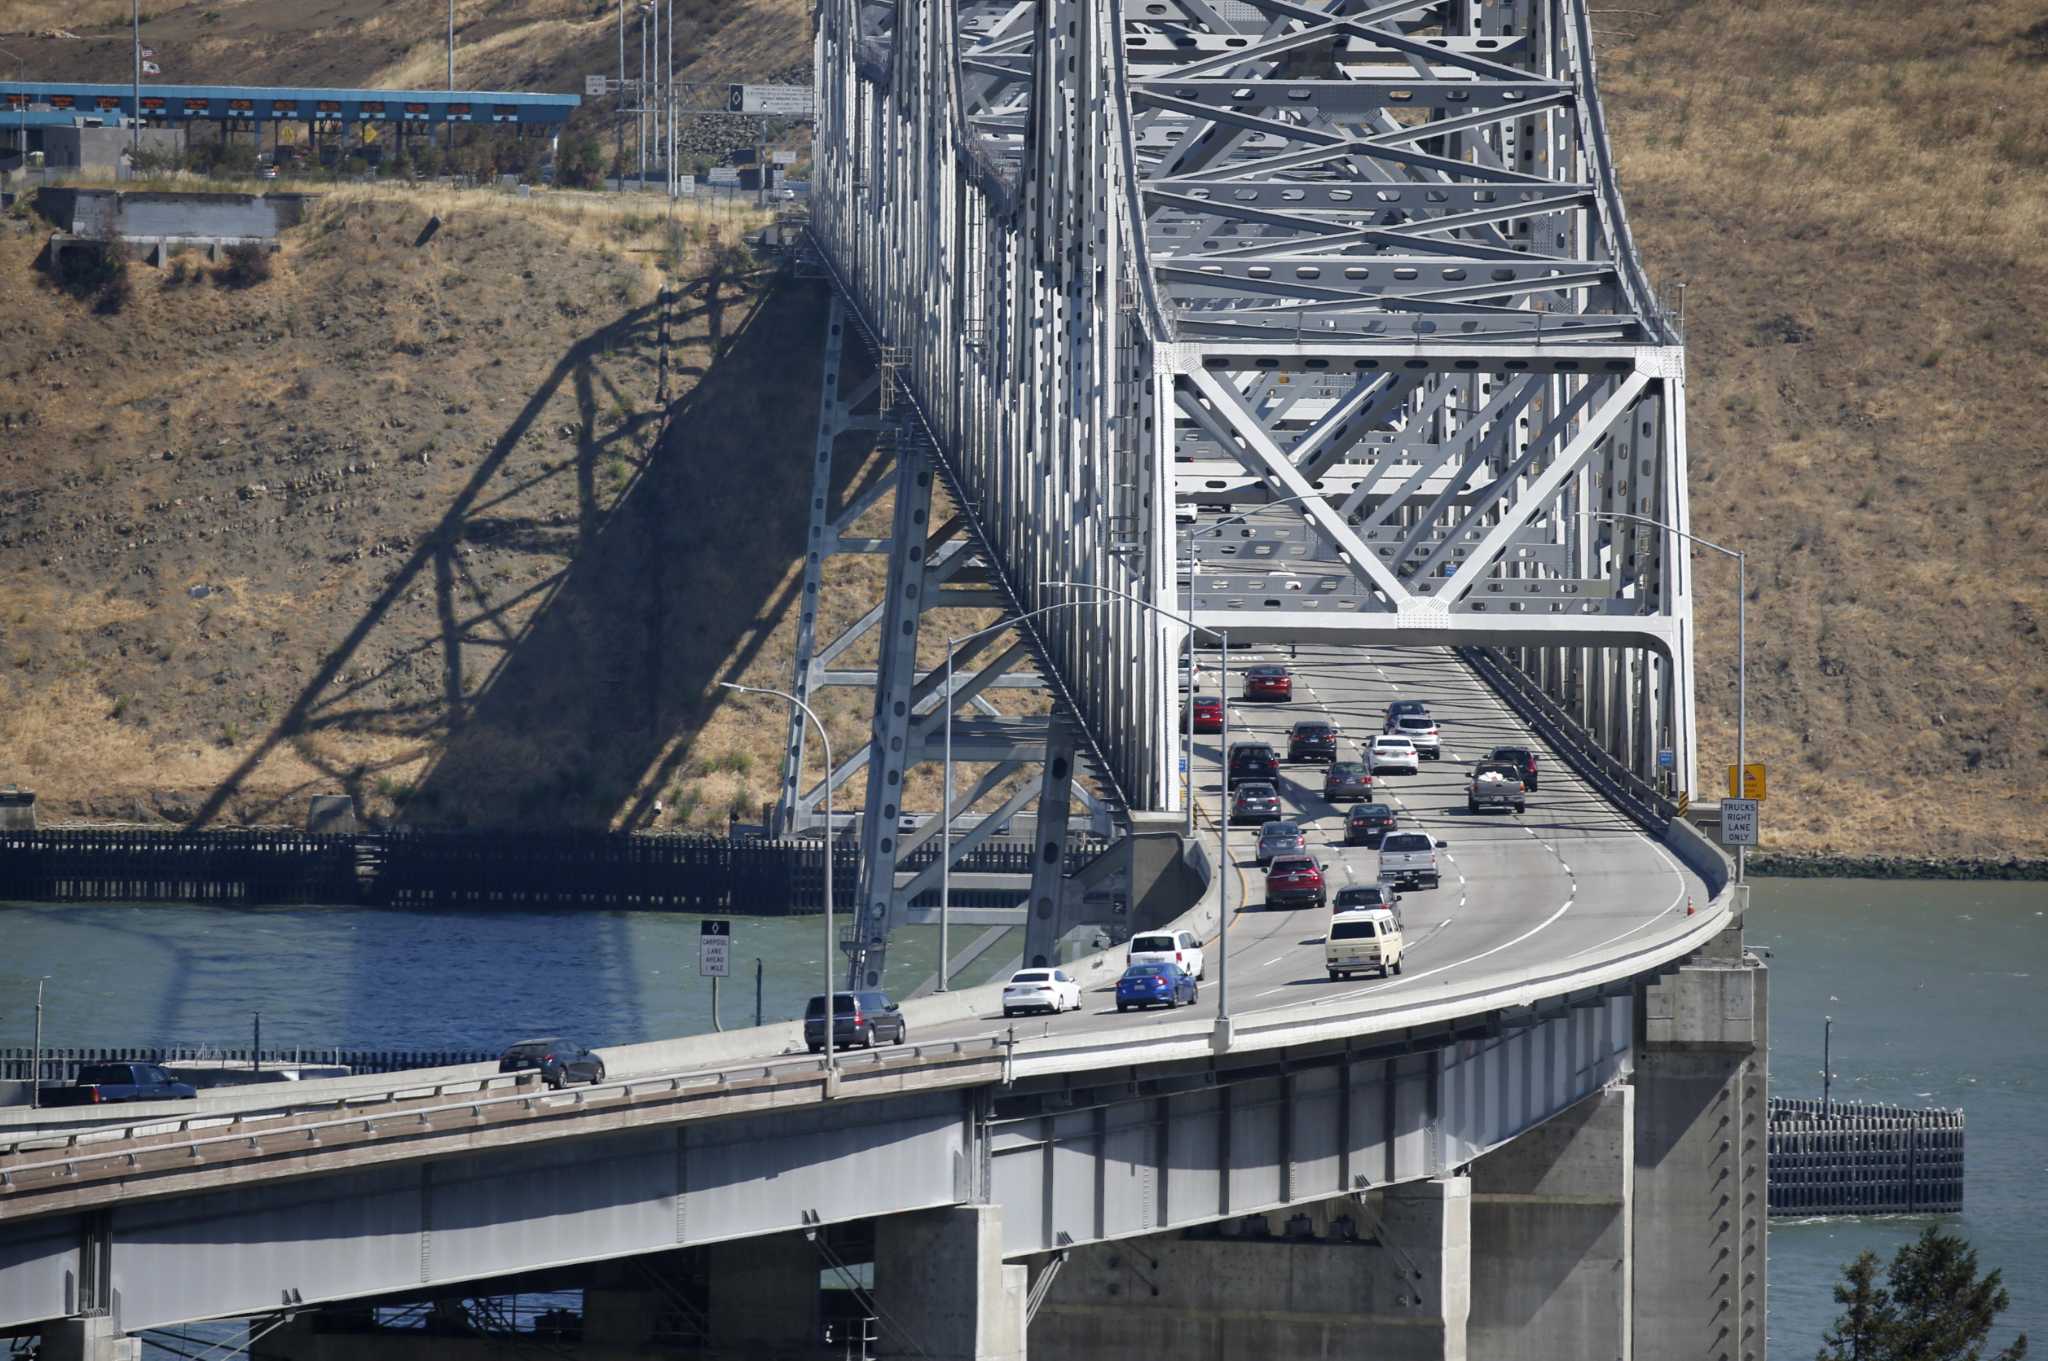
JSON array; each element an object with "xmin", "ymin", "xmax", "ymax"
[
  {"xmin": 30, "ymin": 977, "xmax": 49, "ymax": 1110},
  {"xmin": 1044, "ymin": 579, "xmax": 1234, "ymax": 1045},
  {"xmin": 720, "ymin": 682, "xmax": 836, "ymax": 1080},
  {"xmin": 1575, "ymin": 509, "xmax": 1746, "ymax": 881},
  {"xmin": 937, "ymin": 600, "xmax": 1114, "ymax": 991}
]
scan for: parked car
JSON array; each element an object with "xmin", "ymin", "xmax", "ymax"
[
  {"xmin": 1325, "ymin": 906, "xmax": 1404, "ymax": 980},
  {"xmin": 1230, "ymin": 780, "xmax": 1282, "ymax": 824},
  {"xmin": 1393, "ymin": 713, "xmax": 1441, "ymax": 759},
  {"xmin": 498, "ymin": 1038, "xmax": 607, "ymax": 1089},
  {"xmin": 1002, "ymin": 968, "xmax": 1082, "ymax": 1016},
  {"xmin": 39, "ymin": 1062, "xmax": 197, "ymax": 1107},
  {"xmin": 1256, "ymin": 819, "xmax": 1307, "ymax": 865},
  {"xmin": 1287, "ymin": 720, "xmax": 1338, "ymax": 762},
  {"xmin": 1368, "ymin": 735, "xmax": 1421, "ymax": 775},
  {"xmin": 1128, "ymin": 929, "xmax": 1206, "ymax": 980},
  {"xmin": 803, "ymin": 991, "xmax": 907, "ymax": 1052},
  {"xmin": 1487, "ymin": 744, "xmax": 1540, "ymax": 791},
  {"xmin": 1467, "ymin": 760, "xmax": 1527, "ymax": 814},
  {"xmin": 1343, "ymin": 802, "xmax": 1399, "ymax": 846},
  {"xmin": 1382, "ymin": 699, "xmax": 1430, "ymax": 732},
  {"xmin": 1322, "ymin": 761, "xmax": 1375, "ymax": 801},
  {"xmin": 1115, "ymin": 962, "xmax": 1198, "ymax": 1012},
  {"xmin": 1187, "ymin": 695, "xmax": 1224, "ymax": 734},
  {"xmin": 1264, "ymin": 853, "xmax": 1327, "ymax": 909},
  {"xmin": 1242, "ymin": 664, "xmax": 1293, "ymax": 702},
  {"xmin": 1333, "ymin": 882, "xmax": 1403, "ymax": 928},
  {"xmin": 1378, "ymin": 830, "xmax": 1447, "ymax": 891},
  {"xmin": 1227, "ymin": 742, "xmax": 1281, "ymax": 788}
]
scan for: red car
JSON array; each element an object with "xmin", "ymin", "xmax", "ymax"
[
  {"xmin": 1186, "ymin": 695, "xmax": 1224, "ymax": 734},
  {"xmin": 1264, "ymin": 854, "xmax": 1327, "ymax": 909},
  {"xmin": 1243, "ymin": 665, "xmax": 1293, "ymax": 702}
]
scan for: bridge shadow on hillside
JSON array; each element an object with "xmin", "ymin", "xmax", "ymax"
[{"xmin": 404, "ymin": 277, "xmax": 852, "ymax": 829}]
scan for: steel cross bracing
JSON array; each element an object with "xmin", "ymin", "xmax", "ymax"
[{"xmin": 814, "ymin": 0, "xmax": 1699, "ymax": 825}]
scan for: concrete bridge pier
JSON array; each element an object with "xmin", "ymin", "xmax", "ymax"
[
  {"xmin": 874, "ymin": 1205, "xmax": 1027, "ymax": 1361},
  {"xmin": 37, "ymin": 1317, "xmax": 139, "ymax": 1361}
]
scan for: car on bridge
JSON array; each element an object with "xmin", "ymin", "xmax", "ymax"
[
  {"xmin": 1333, "ymin": 882, "xmax": 1403, "ymax": 928},
  {"xmin": 39, "ymin": 1062, "xmax": 198, "ymax": 1107},
  {"xmin": 1467, "ymin": 760, "xmax": 1528, "ymax": 815},
  {"xmin": 1343, "ymin": 802, "xmax": 1399, "ymax": 846},
  {"xmin": 1002, "ymin": 968, "xmax": 1081, "ymax": 1017},
  {"xmin": 1378, "ymin": 831, "xmax": 1447, "ymax": 891},
  {"xmin": 1186, "ymin": 694, "xmax": 1224, "ymax": 733},
  {"xmin": 1487, "ymin": 744, "xmax": 1541, "ymax": 791},
  {"xmin": 1264, "ymin": 853, "xmax": 1327, "ymax": 909},
  {"xmin": 497, "ymin": 1038, "xmax": 607, "ymax": 1090},
  {"xmin": 1368, "ymin": 735, "xmax": 1421, "ymax": 775},
  {"xmin": 1287, "ymin": 720, "xmax": 1338, "ymax": 762},
  {"xmin": 1325, "ymin": 906, "xmax": 1404, "ymax": 980},
  {"xmin": 1382, "ymin": 699, "xmax": 1430, "ymax": 732},
  {"xmin": 1227, "ymin": 742, "xmax": 1281, "ymax": 788},
  {"xmin": 1126, "ymin": 929, "xmax": 1205, "ymax": 981},
  {"xmin": 1242, "ymin": 664, "xmax": 1293, "ymax": 701},
  {"xmin": 1230, "ymin": 780, "xmax": 1282, "ymax": 824},
  {"xmin": 1115, "ymin": 962, "xmax": 1198, "ymax": 1012},
  {"xmin": 1392, "ymin": 714, "xmax": 1442, "ymax": 759},
  {"xmin": 1255, "ymin": 819, "xmax": 1307, "ymax": 866},
  {"xmin": 804, "ymin": 992, "xmax": 907, "ymax": 1052},
  {"xmin": 1322, "ymin": 761, "xmax": 1375, "ymax": 801}
]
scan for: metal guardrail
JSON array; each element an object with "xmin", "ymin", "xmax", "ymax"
[{"xmin": 0, "ymin": 1046, "xmax": 497, "ymax": 1084}]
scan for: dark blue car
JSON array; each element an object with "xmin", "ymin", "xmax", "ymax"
[{"xmin": 1115, "ymin": 962, "xmax": 1198, "ymax": 1012}]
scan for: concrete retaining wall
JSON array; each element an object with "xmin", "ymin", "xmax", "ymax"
[{"xmin": 39, "ymin": 188, "xmax": 317, "ymax": 241}]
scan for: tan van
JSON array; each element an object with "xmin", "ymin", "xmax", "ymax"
[{"xmin": 1325, "ymin": 906, "xmax": 1404, "ymax": 980}]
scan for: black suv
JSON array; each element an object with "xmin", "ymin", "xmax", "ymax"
[
  {"xmin": 499, "ymin": 1037, "xmax": 607, "ymax": 1089},
  {"xmin": 805, "ymin": 991, "xmax": 907, "ymax": 1052},
  {"xmin": 1487, "ymin": 745, "xmax": 1540, "ymax": 791},
  {"xmin": 1227, "ymin": 742, "xmax": 1281, "ymax": 787},
  {"xmin": 1287, "ymin": 721, "xmax": 1338, "ymax": 763}
]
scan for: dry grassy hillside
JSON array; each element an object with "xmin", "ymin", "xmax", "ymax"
[{"xmin": 1603, "ymin": 0, "xmax": 2048, "ymax": 857}]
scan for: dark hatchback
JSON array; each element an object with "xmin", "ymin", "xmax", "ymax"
[
  {"xmin": 804, "ymin": 991, "xmax": 907, "ymax": 1052},
  {"xmin": 1256, "ymin": 819, "xmax": 1307, "ymax": 865},
  {"xmin": 1115, "ymin": 963, "xmax": 1198, "ymax": 1012},
  {"xmin": 1382, "ymin": 699, "xmax": 1429, "ymax": 733},
  {"xmin": 1334, "ymin": 883, "xmax": 1404, "ymax": 928},
  {"xmin": 1242, "ymin": 665, "xmax": 1293, "ymax": 701},
  {"xmin": 1227, "ymin": 742, "xmax": 1281, "ymax": 788},
  {"xmin": 1287, "ymin": 721, "xmax": 1338, "ymax": 762},
  {"xmin": 1322, "ymin": 761, "xmax": 1375, "ymax": 801},
  {"xmin": 1343, "ymin": 803, "xmax": 1399, "ymax": 846},
  {"xmin": 499, "ymin": 1038, "xmax": 607, "ymax": 1089},
  {"xmin": 1230, "ymin": 781, "xmax": 1283, "ymax": 824},
  {"xmin": 1488, "ymin": 744, "xmax": 1540, "ymax": 791}
]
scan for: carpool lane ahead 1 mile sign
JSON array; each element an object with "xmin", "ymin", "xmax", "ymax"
[
  {"xmin": 728, "ymin": 83, "xmax": 815, "ymax": 117},
  {"xmin": 699, "ymin": 920, "xmax": 731, "ymax": 977}
]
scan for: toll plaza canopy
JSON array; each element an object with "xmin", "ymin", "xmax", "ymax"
[{"xmin": 1, "ymin": 82, "xmax": 581, "ymax": 126}]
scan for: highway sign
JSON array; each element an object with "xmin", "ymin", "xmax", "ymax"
[
  {"xmin": 771, "ymin": 149, "xmax": 799, "ymax": 165},
  {"xmin": 585, "ymin": 75, "xmax": 610, "ymax": 97},
  {"xmin": 728, "ymin": 83, "xmax": 815, "ymax": 117},
  {"xmin": 706, "ymin": 166, "xmax": 741, "ymax": 186},
  {"xmin": 698, "ymin": 920, "xmax": 731, "ymax": 977},
  {"xmin": 1727, "ymin": 762, "xmax": 1766, "ymax": 800},
  {"xmin": 1657, "ymin": 747, "xmax": 1675, "ymax": 769},
  {"xmin": 1721, "ymin": 798, "xmax": 1759, "ymax": 847}
]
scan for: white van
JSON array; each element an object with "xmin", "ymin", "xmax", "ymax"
[
  {"xmin": 1324, "ymin": 906, "xmax": 1404, "ymax": 980},
  {"xmin": 1127, "ymin": 929, "xmax": 1205, "ymax": 981}
]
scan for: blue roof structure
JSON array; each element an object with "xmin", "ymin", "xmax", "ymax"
[{"xmin": 2, "ymin": 82, "xmax": 580, "ymax": 126}]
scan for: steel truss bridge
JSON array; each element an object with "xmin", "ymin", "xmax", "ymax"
[{"xmin": 804, "ymin": 0, "xmax": 1697, "ymax": 987}]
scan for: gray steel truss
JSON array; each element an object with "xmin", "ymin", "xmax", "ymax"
[{"xmin": 813, "ymin": 0, "xmax": 1702, "ymax": 810}]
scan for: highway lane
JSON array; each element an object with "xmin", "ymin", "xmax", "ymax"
[{"xmin": 897, "ymin": 640, "xmax": 1704, "ymax": 1047}]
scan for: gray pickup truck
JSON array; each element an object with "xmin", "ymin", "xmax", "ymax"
[
  {"xmin": 39, "ymin": 1062, "xmax": 199, "ymax": 1107},
  {"xmin": 1466, "ymin": 761, "xmax": 1528, "ymax": 815},
  {"xmin": 1377, "ymin": 831, "xmax": 1447, "ymax": 890}
]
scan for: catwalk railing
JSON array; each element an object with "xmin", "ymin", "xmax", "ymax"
[
  {"xmin": 1767, "ymin": 1097, "xmax": 1965, "ymax": 1217},
  {"xmin": 0, "ymin": 1046, "xmax": 498, "ymax": 1085}
]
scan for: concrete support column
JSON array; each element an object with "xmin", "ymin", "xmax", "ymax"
[
  {"xmin": 1632, "ymin": 942, "xmax": 1769, "ymax": 1361},
  {"xmin": 705, "ymin": 1230, "xmax": 821, "ymax": 1358},
  {"xmin": 1380, "ymin": 1175, "xmax": 1472, "ymax": 1361},
  {"xmin": 1470, "ymin": 1086, "xmax": 1634, "ymax": 1361},
  {"xmin": 39, "ymin": 1320, "xmax": 139, "ymax": 1361},
  {"xmin": 873, "ymin": 1204, "xmax": 1025, "ymax": 1361}
]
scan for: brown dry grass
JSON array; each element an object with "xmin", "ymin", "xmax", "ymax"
[{"xmin": 1603, "ymin": 0, "xmax": 2048, "ymax": 857}]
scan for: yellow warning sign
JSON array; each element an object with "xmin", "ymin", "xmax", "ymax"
[{"xmin": 1727, "ymin": 763, "xmax": 1766, "ymax": 801}]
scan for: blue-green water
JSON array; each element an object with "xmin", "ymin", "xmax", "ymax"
[{"xmin": 3, "ymin": 879, "xmax": 2043, "ymax": 1354}]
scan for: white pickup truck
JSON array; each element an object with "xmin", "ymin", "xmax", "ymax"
[{"xmin": 1377, "ymin": 830, "xmax": 1447, "ymax": 890}]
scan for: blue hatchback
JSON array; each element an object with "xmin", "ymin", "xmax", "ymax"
[{"xmin": 1115, "ymin": 962, "xmax": 1198, "ymax": 1012}]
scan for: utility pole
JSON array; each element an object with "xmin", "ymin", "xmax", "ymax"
[
  {"xmin": 30, "ymin": 978, "xmax": 48, "ymax": 1110},
  {"xmin": 616, "ymin": 0, "xmax": 625, "ymax": 186},
  {"xmin": 130, "ymin": 0, "xmax": 141, "ymax": 155}
]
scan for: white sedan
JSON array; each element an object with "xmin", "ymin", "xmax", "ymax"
[
  {"xmin": 1002, "ymin": 968, "xmax": 1082, "ymax": 1016},
  {"xmin": 1368, "ymin": 735, "xmax": 1421, "ymax": 775}
]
